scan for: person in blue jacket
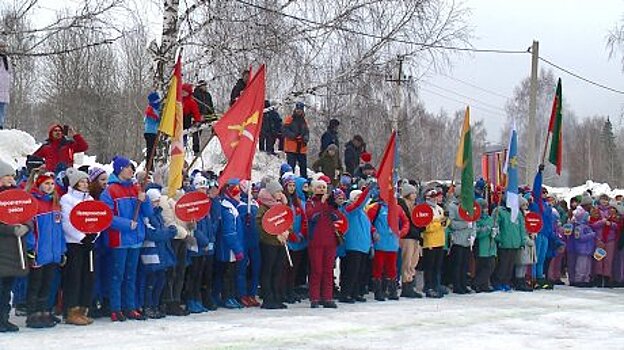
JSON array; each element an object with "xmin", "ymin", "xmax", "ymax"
[
  {"xmin": 200, "ymin": 176, "xmax": 220, "ymax": 310},
  {"xmin": 282, "ymin": 176, "xmax": 308, "ymax": 303},
  {"xmin": 183, "ymin": 175, "xmax": 219, "ymax": 313},
  {"xmin": 143, "ymin": 91, "xmax": 160, "ymax": 162},
  {"xmin": 236, "ymin": 180, "xmax": 261, "ymax": 307},
  {"xmin": 100, "ymin": 156, "xmax": 153, "ymax": 322},
  {"xmin": 529, "ymin": 165, "xmax": 563, "ymax": 290},
  {"xmin": 338, "ymin": 187, "xmax": 371, "ymax": 303},
  {"xmin": 138, "ymin": 188, "xmax": 177, "ymax": 319},
  {"xmin": 213, "ymin": 180, "xmax": 245, "ymax": 309},
  {"xmin": 25, "ymin": 172, "xmax": 66, "ymax": 329}
]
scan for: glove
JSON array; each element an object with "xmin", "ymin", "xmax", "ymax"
[
  {"xmin": 168, "ymin": 225, "xmax": 178, "ymax": 236},
  {"xmin": 81, "ymin": 234, "xmax": 96, "ymax": 245},
  {"xmin": 373, "ymin": 232, "xmax": 380, "ymax": 242},
  {"xmin": 188, "ymin": 222, "xmax": 197, "ymax": 231},
  {"xmin": 491, "ymin": 227, "xmax": 499, "ymax": 238},
  {"xmin": 184, "ymin": 235, "xmax": 198, "ymax": 247},
  {"xmin": 60, "ymin": 254, "xmax": 67, "ymax": 267},
  {"xmin": 234, "ymin": 252, "xmax": 244, "ymax": 261},
  {"xmin": 288, "ymin": 232, "xmax": 301, "ymax": 243},
  {"xmin": 538, "ymin": 164, "xmax": 545, "ymax": 172},
  {"xmin": 14, "ymin": 225, "xmax": 29, "ymax": 237}
]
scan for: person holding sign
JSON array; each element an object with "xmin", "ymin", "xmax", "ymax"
[
  {"xmin": 257, "ymin": 180, "xmax": 289, "ymax": 309},
  {"xmin": 491, "ymin": 195, "xmax": 527, "ymax": 292},
  {"xmin": 397, "ymin": 184, "xmax": 424, "ymax": 299},
  {"xmin": 25, "ymin": 172, "xmax": 66, "ymax": 328},
  {"xmin": 421, "ymin": 189, "xmax": 447, "ymax": 299},
  {"xmin": 0, "ymin": 160, "xmax": 29, "ymax": 332},
  {"xmin": 59, "ymin": 168, "xmax": 96, "ymax": 326},
  {"xmin": 447, "ymin": 193, "xmax": 477, "ymax": 295},
  {"xmin": 513, "ymin": 197, "xmax": 536, "ymax": 292},
  {"xmin": 305, "ymin": 179, "xmax": 343, "ymax": 309},
  {"xmin": 282, "ymin": 175, "xmax": 308, "ymax": 304},
  {"xmin": 100, "ymin": 156, "xmax": 153, "ymax": 322}
]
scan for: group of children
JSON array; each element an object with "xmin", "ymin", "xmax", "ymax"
[{"xmin": 0, "ymin": 151, "xmax": 623, "ymax": 334}]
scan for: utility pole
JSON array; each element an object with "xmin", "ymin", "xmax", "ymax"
[
  {"xmin": 527, "ymin": 40, "xmax": 539, "ymax": 183},
  {"xmin": 386, "ymin": 55, "xmax": 410, "ymax": 133}
]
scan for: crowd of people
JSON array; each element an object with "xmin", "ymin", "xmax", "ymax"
[{"xmin": 1, "ymin": 76, "xmax": 623, "ymax": 335}]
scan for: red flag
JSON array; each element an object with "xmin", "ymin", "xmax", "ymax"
[
  {"xmin": 376, "ymin": 131, "xmax": 399, "ymax": 235},
  {"xmin": 217, "ymin": 65, "xmax": 266, "ymax": 186},
  {"xmin": 214, "ymin": 65, "xmax": 263, "ymax": 160}
]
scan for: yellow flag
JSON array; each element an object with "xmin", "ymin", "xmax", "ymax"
[{"xmin": 455, "ymin": 106, "xmax": 470, "ymax": 169}]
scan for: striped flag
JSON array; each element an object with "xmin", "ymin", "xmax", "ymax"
[
  {"xmin": 547, "ymin": 78, "xmax": 563, "ymax": 175},
  {"xmin": 159, "ymin": 54, "xmax": 184, "ymax": 196},
  {"xmin": 504, "ymin": 121, "xmax": 519, "ymax": 222},
  {"xmin": 455, "ymin": 106, "xmax": 474, "ymax": 215}
]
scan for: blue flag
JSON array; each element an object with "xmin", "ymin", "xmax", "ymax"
[{"xmin": 504, "ymin": 122, "xmax": 519, "ymax": 222}]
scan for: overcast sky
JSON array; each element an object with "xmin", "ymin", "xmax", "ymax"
[{"xmin": 420, "ymin": 0, "xmax": 624, "ymax": 142}]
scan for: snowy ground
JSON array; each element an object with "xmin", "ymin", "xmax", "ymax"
[{"xmin": 1, "ymin": 287, "xmax": 623, "ymax": 350}]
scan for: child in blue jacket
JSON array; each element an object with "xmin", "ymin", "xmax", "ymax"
[
  {"xmin": 26, "ymin": 172, "xmax": 66, "ymax": 329},
  {"xmin": 100, "ymin": 156, "xmax": 153, "ymax": 322},
  {"xmin": 213, "ymin": 180, "xmax": 245, "ymax": 309},
  {"xmin": 138, "ymin": 189, "xmax": 177, "ymax": 319},
  {"xmin": 282, "ymin": 176, "xmax": 308, "ymax": 303},
  {"xmin": 236, "ymin": 181, "xmax": 261, "ymax": 308}
]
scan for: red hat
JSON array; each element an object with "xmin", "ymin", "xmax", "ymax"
[
  {"xmin": 181, "ymin": 83, "xmax": 194, "ymax": 94},
  {"xmin": 35, "ymin": 173, "xmax": 54, "ymax": 189},
  {"xmin": 319, "ymin": 175, "xmax": 331, "ymax": 184},
  {"xmin": 360, "ymin": 152, "xmax": 372, "ymax": 163}
]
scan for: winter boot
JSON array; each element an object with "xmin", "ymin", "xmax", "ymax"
[
  {"xmin": 373, "ymin": 279, "xmax": 385, "ymax": 301},
  {"xmin": 26, "ymin": 312, "xmax": 46, "ymax": 328},
  {"xmin": 125, "ymin": 309, "xmax": 147, "ymax": 321},
  {"xmin": 400, "ymin": 281, "xmax": 421, "ymax": 298},
  {"xmin": 14, "ymin": 304, "xmax": 27, "ymax": 317},
  {"xmin": 42, "ymin": 312, "xmax": 59, "ymax": 327},
  {"xmin": 224, "ymin": 298, "xmax": 241, "ymax": 309},
  {"xmin": 167, "ymin": 302, "xmax": 190, "ymax": 316},
  {"xmin": 310, "ymin": 301, "xmax": 321, "ymax": 309},
  {"xmin": 110, "ymin": 311, "xmax": 127, "ymax": 322},
  {"xmin": 65, "ymin": 307, "xmax": 90, "ymax": 326},
  {"xmin": 425, "ymin": 289, "xmax": 443, "ymax": 299},
  {"xmin": 386, "ymin": 279, "xmax": 399, "ymax": 300},
  {"xmin": 78, "ymin": 307, "xmax": 94, "ymax": 325},
  {"xmin": 514, "ymin": 279, "xmax": 533, "ymax": 292},
  {"xmin": 144, "ymin": 307, "xmax": 159, "ymax": 319},
  {"xmin": 354, "ymin": 295, "xmax": 367, "ymax": 302},
  {"xmin": 0, "ymin": 312, "xmax": 18, "ymax": 332},
  {"xmin": 321, "ymin": 300, "xmax": 338, "ymax": 308},
  {"xmin": 186, "ymin": 300, "xmax": 204, "ymax": 314}
]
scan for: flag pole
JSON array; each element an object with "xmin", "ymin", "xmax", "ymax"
[
  {"xmin": 247, "ymin": 178, "xmax": 252, "ymax": 214},
  {"xmin": 540, "ymin": 131, "xmax": 551, "ymax": 166},
  {"xmin": 133, "ymin": 130, "xmax": 162, "ymax": 222}
]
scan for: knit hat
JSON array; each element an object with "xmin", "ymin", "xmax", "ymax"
[
  {"xmin": 326, "ymin": 144, "xmax": 338, "ymax": 152},
  {"xmin": 265, "ymin": 180, "xmax": 283, "ymax": 195},
  {"xmin": 329, "ymin": 119, "xmax": 340, "ymax": 128},
  {"xmin": 332, "ymin": 188, "xmax": 346, "ymax": 199},
  {"xmin": 349, "ymin": 190, "xmax": 363, "ymax": 202},
  {"xmin": 65, "ymin": 168, "xmax": 89, "ymax": 188},
  {"xmin": 340, "ymin": 174, "xmax": 351, "ymax": 186},
  {"xmin": 35, "ymin": 173, "xmax": 54, "ymax": 189},
  {"xmin": 310, "ymin": 179, "xmax": 327, "ymax": 190},
  {"xmin": 112, "ymin": 156, "xmax": 132, "ymax": 176},
  {"xmin": 0, "ymin": 159, "xmax": 14, "ymax": 178},
  {"xmin": 580, "ymin": 194, "xmax": 593, "ymax": 206},
  {"xmin": 146, "ymin": 188, "xmax": 162, "ymax": 203},
  {"xmin": 295, "ymin": 102, "xmax": 305, "ymax": 111},
  {"xmin": 425, "ymin": 189, "xmax": 438, "ymax": 198},
  {"xmin": 401, "ymin": 184, "xmax": 417, "ymax": 198},
  {"xmin": 196, "ymin": 80, "xmax": 207, "ymax": 87},
  {"xmin": 88, "ymin": 167, "xmax": 106, "ymax": 183},
  {"xmin": 280, "ymin": 163, "xmax": 293, "ymax": 176},
  {"xmin": 281, "ymin": 172, "xmax": 296, "ymax": 185},
  {"xmin": 360, "ymin": 152, "xmax": 372, "ymax": 163},
  {"xmin": 519, "ymin": 196, "xmax": 529, "ymax": 208},
  {"xmin": 319, "ymin": 175, "xmax": 331, "ymax": 184},
  {"xmin": 26, "ymin": 155, "xmax": 45, "ymax": 173},
  {"xmin": 193, "ymin": 175, "xmax": 209, "ymax": 189}
]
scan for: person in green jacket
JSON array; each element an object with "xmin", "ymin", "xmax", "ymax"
[
  {"xmin": 473, "ymin": 198, "xmax": 496, "ymax": 293},
  {"xmin": 491, "ymin": 198, "xmax": 527, "ymax": 291}
]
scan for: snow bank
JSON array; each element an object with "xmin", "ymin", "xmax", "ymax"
[
  {"xmin": 0, "ymin": 129, "xmax": 38, "ymax": 169},
  {"xmin": 546, "ymin": 180, "xmax": 624, "ymax": 203}
]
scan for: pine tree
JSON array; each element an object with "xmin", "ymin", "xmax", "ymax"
[{"xmin": 600, "ymin": 118, "xmax": 621, "ymax": 186}]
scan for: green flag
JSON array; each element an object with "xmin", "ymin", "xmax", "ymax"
[
  {"xmin": 456, "ymin": 107, "xmax": 475, "ymax": 215},
  {"xmin": 548, "ymin": 78, "xmax": 563, "ymax": 175}
]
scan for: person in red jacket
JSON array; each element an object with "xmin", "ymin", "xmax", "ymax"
[
  {"xmin": 33, "ymin": 124, "xmax": 89, "ymax": 172},
  {"xmin": 305, "ymin": 178, "xmax": 342, "ymax": 308},
  {"xmin": 182, "ymin": 83, "xmax": 203, "ymax": 155}
]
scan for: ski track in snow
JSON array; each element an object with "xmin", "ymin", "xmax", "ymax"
[{"xmin": 1, "ymin": 287, "xmax": 623, "ymax": 350}]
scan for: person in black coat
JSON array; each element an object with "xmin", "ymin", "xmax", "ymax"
[
  {"xmin": 320, "ymin": 119, "xmax": 340, "ymax": 155},
  {"xmin": 0, "ymin": 160, "xmax": 30, "ymax": 332},
  {"xmin": 259, "ymin": 100, "xmax": 282, "ymax": 154},
  {"xmin": 230, "ymin": 69, "xmax": 250, "ymax": 106},
  {"xmin": 344, "ymin": 135, "xmax": 366, "ymax": 176},
  {"xmin": 194, "ymin": 80, "xmax": 215, "ymax": 120}
]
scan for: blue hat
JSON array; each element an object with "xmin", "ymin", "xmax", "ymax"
[
  {"xmin": 112, "ymin": 155, "xmax": 132, "ymax": 175},
  {"xmin": 280, "ymin": 163, "xmax": 293, "ymax": 175},
  {"xmin": 226, "ymin": 178, "xmax": 240, "ymax": 186},
  {"xmin": 295, "ymin": 102, "xmax": 305, "ymax": 111}
]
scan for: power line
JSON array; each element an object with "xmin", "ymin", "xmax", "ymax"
[
  {"xmin": 424, "ymin": 81, "xmax": 507, "ymax": 113},
  {"xmin": 419, "ymin": 87, "xmax": 505, "ymax": 119},
  {"xmin": 439, "ymin": 73, "xmax": 511, "ymax": 100},
  {"xmin": 539, "ymin": 56, "xmax": 624, "ymax": 95},
  {"xmin": 233, "ymin": 0, "xmax": 529, "ymax": 55}
]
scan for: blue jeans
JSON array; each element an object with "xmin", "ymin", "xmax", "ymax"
[
  {"xmin": 237, "ymin": 244, "xmax": 261, "ymax": 297},
  {"xmin": 109, "ymin": 248, "xmax": 140, "ymax": 311},
  {"xmin": 0, "ymin": 102, "xmax": 6, "ymax": 129},
  {"xmin": 532, "ymin": 235, "xmax": 549, "ymax": 279}
]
